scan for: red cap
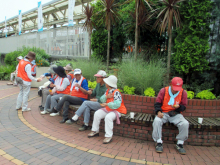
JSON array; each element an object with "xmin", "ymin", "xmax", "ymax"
[{"xmin": 171, "ymin": 77, "xmax": 183, "ymax": 91}]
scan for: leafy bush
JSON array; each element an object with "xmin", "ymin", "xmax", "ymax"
[
  {"xmin": 123, "ymin": 86, "xmax": 135, "ymax": 95},
  {"xmin": 186, "ymin": 91, "xmax": 194, "ymax": 99},
  {"xmin": 88, "ymin": 81, "xmax": 97, "ymax": 89},
  {"xmin": 56, "ymin": 59, "xmax": 106, "ymax": 81},
  {"xmin": 118, "ymin": 58, "xmax": 165, "ymax": 95},
  {"xmin": 5, "ymin": 46, "xmax": 50, "ymax": 67},
  {"xmin": 196, "ymin": 90, "xmax": 216, "ymax": 100},
  {"xmin": 0, "ymin": 65, "xmax": 15, "ymax": 80},
  {"xmin": 144, "ymin": 87, "xmax": 156, "ymax": 97}
]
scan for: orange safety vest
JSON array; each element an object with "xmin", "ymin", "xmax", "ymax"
[
  {"xmin": 105, "ymin": 89, "xmax": 127, "ymax": 114},
  {"xmin": 31, "ymin": 65, "xmax": 36, "ymax": 76},
  {"xmin": 68, "ymin": 73, "xmax": 74, "ymax": 80},
  {"xmin": 161, "ymin": 86, "xmax": 183, "ymax": 113},
  {"xmin": 56, "ymin": 78, "xmax": 71, "ymax": 95},
  {"xmin": 70, "ymin": 77, "xmax": 88, "ymax": 99},
  {"xmin": 17, "ymin": 59, "xmax": 32, "ymax": 82}
]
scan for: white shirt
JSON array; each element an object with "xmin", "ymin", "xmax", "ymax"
[{"xmin": 17, "ymin": 58, "xmax": 37, "ymax": 86}]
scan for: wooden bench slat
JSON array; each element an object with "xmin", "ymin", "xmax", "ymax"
[
  {"xmin": 142, "ymin": 114, "xmax": 149, "ymax": 124},
  {"xmin": 134, "ymin": 113, "xmax": 142, "ymax": 123},
  {"xmin": 138, "ymin": 113, "xmax": 146, "ymax": 124}
]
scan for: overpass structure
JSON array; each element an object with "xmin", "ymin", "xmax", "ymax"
[{"xmin": 0, "ymin": 0, "xmax": 92, "ymax": 60}]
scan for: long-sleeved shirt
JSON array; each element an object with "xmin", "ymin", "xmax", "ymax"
[
  {"xmin": 52, "ymin": 77, "xmax": 70, "ymax": 94},
  {"xmin": 17, "ymin": 58, "xmax": 37, "ymax": 86},
  {"xmin": 154, "ymin": 87, "xmax": 187, "ymax": 114},
  {"xmin": 91, "ymin": 83, "xmax": 107, "ymax": 103},
  {"xmin": 100, "ymin": 88, "xmax": 122, "ymax": 109}
]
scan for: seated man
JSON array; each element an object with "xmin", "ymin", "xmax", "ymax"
[
  {"xmin": 31, "ymin": 60, "xmax": 36, "ymax": 77},
  {"xmin": 64, "ymin": 64, "xmax": 74, "ymax": 81},
  {"xmin": 50, "ymin": 68, "xmax": 89, "ymax": 123},
  {"xmin": 152, "ymin": 77, "xmax": 188, "ymax": 155},
  {"xmin": 7, "ymin": 56, "xmax": 23, "ymax": 85},
  {"xmin": 66, "ymin": 70, "xmax": 107, "ymax": 131}
]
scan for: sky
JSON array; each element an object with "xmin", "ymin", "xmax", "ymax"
[{"xmin": 0, "ymin": 0, "xmax": 52, "ymax": 23}]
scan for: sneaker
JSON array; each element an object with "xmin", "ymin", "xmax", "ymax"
[
  {"xmin": 79, "ymin": 125, "xmax": 89, "ymax": 131},
  {"xmin": 41, "ymin": 110, "xmax": 49, "ymax": 115},
  {"xmin": 65, "ymin": 119, "xmax": 77, "ymax": 124},
  {"xmin": 39, "ymin": 107, "xmax": 44, "ymax": 111},
  {"xmin": 103, "ymin": 137, "xmax": 112, "ymax": 144},
  {"xmin": 16, "ymin": 107, "xmax": 22, "ymax": 111},
  {"xmin": 50, "ymin": 112, "xmax": 60, "ymax": 116},
  {"xmin": 22, "ymin": 108, "xmax": 31, "ymax": 112},
  {"xmin": 60, "ymin": 118, "xmax": 68, "ymax": 124},
  {"xmin": 155, "ymin": 143, "xmax": 163, "ymax": 153},
  {"xmin": 88, "ymin": 131, "xmax": 99, "ymax": 138},
  {"xmin": 176, "ymin": 144, "xmax": 186, "ymax": 155}
]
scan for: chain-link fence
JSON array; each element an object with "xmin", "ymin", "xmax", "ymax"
[{"xmin": 0, "ymin": 25, "xmax": 89, "ymax": 59}]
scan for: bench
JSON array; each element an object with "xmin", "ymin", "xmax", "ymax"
[{"xmin": 61, "ymin": 105, "xmax": 220, "ymax": 146}]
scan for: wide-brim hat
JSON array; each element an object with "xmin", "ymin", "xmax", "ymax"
[
  {"xmin": 53, "ymin": 66, "xmax": 67, "ymax": 78},
  {"xmin": 17, "ymin": 56, "xmax": 23, "ymax": 60},
  {"xmin": 25, "ymin": 51, "xmax": 36, "ymax": 60},
  {"xmin": 103, "ymin": 75, "xmax": 117, "ymax": 88},
  {"xmin": 48, "ymin": 64, "xmax": 57, "ymax": 74},
  {"xmin": 64, "ymin": 65, "xmax": 73, "ymax": 71}
]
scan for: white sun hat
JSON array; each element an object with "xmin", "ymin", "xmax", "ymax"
[{"xmin": 103, "ymin": 75, "xmax": 117, "ymax": 88}]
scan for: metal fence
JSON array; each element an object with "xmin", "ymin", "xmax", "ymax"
[{"xmin": 0, "ymin": 25, "xmax": 89, "ymax": 59}]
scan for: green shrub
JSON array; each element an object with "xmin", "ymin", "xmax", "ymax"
[
  {"xmin": 118, "ymin": 58, "xmax": 165, "ymax": 95},
  {"xmin": 196, "ymin": 90, "xmax": 216, "ymax": 100},
  {"xmin": 186, "ymin": 91, "xmax": 194, "ymax": 99},
  {"xmin": 88, "ymin": 81, "xmax": 97, "ymax": 89},
  {"xmin": 123, "ymin": 86, "xmax": 135, "ymax": 95},
  {"xmin": 144, "ymin": 87, "xmax": 156, "ymax": 97},
  {"xmin": 0, "ymin": 65, "xmax": 15, "ymax": 80},
  {"xmin": 5, "ymin": 46, "xmax": 50, "ymax": 67}
]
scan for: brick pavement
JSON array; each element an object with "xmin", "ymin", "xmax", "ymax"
[{"xmin": 0, "ymin": 81, "xmax": 220, "ymax": 165}]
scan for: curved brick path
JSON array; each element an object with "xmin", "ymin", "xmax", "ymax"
[{"xmin": 0, "ymin": 81, "xmax": 220, "ymax": 165}]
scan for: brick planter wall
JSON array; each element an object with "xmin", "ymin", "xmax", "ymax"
[{"xmin": 121, "ymin": 94, "xmax": 220, "ymax": 117}]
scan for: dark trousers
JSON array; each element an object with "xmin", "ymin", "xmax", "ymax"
[{"xmin": 56, "ymin": 95, "xmax": 83, "ymax": 120}]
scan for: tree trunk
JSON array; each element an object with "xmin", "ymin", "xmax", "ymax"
[
  {"xmin": 88, "ymin": 31, "xmax": 91, "ymax": 60},
  {"xmin": 134, "ymin": 1, "xmax": 139, "ymax": 60},
  {"xmin": 167, "ymin": 31, "xmax": 172, "ymax": 84},
  {"xmin": 107, "ymin": 17, "xmax": 111, "ymax": 70}
]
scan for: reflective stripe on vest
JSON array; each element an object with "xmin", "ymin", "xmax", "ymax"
[
  {"xmin": 161, "ymin": 86, "xmax": 183, "ymax": 113},
  {"xmin": 105, "ymin": 89, "xmax": 127, "ymax": 114},
  {"xmin": 56, "ymin": 78, "xmax": 71, "ymax": 95},
  {"xmin": 17, "ymin": 59, "xmax": 32, "ymax": 82},
  {"xmin": 70, "ymin": 77, "xmax": 88, "ymax": 99}
]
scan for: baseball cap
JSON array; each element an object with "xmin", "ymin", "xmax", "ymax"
[
  {"xmin": 171, "ymin": 77, "xmax": 183, "ymax": 91},
  {"xmin": 74, "ymin": 68, "xmax": 82, "ymax": 75},
  {"xmin": 94, "ymin": 70, "xmax": 107, "ymax": 78},
  {"xmin": 17, "ymin": 56, "xmax": 23, "ymax": 60}
]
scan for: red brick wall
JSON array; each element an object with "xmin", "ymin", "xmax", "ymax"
[{"xmin": 122, "ymin": 94, "xmax": 220, "ymax": 117}]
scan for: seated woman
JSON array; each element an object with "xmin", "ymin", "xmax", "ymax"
[
  {"xmin": 38, "ymin": 64, "xmax": 57, "ymax": 111},
  {"xmin": 88, "ymin": 75, "xmax": 127, "ymax": 144},
  {"xmin": 64, "ymin": 64, "xmax": 74, "ymax": 81},
  {"xmin": 50, "ymin": 68, "xmax": 89, "ymax": 123},
  {"xmin": 41, "ymin": 66, "xmax": 70, "ymax": 115}
]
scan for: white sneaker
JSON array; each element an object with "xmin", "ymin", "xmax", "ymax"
[
  {"xmin": 50, "ymin": 112, "xmax": 60, "ymax": 117},
  {"xmin": 41, "ymin": 110, "xmax": 49, "ymax": 115},
  {"xmin": 22, "ymin": 108, "xmax": 31, "ymax": 112}
]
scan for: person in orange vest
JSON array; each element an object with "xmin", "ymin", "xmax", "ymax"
[
  {"xmin": 64, "ymin": 64, "xmax": 74, "ymax": 81},
  {"xmin": 152, "ymin": 77, "xmax": 188, "ymax": 155},
  {"xmin": 41, "ymin": 66, "xmax": 71, "ymax": 115},
  {"xmin": 31, "ymin": 60, "xmax": 36, "ymax": 77},
  {"xmin": 50, "ymin": 68, "xmax": 89, "ymax": 123},
  {"xmin": 88, "ymin": 75, "xmax": 127, "ymax": 144},
  {"xmin": 16, "ymin": 52, "xmax": 41, "ymax": 111}
]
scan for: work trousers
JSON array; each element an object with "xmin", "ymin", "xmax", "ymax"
[
  {"xmin": 16, "ymin": 84, "xmax": 31, "ymax": 111},
  {"xmin": 75, "ymin": 101, "xmax": 102, "ymax": 124},
  {"xmin": 152, "ymin": 113, "xmax": 189, "ymax": 144},
  {"xmin": 91, "ymin": 109, "xmax": 121, "ymax": 137}
]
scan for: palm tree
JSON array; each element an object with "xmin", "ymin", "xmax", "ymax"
[
  {"xmin": 134, "ymin": 0, "xmax": 152, "ymax": 60},
  {"xmin": 82, "ymin": 4, "xmax": 95, "ymax": 60},
  {"xmin": 152, "ymin": 0, "xmax": 184, "ymax": 83}
]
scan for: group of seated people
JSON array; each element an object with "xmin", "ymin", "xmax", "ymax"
[
  {"xmin": 37, "ymin": 64, "xmax": 189, "ymax": 154},
  {"xmin": 38, "ymin": 64, "xmax": 125, "ymax": 144}
]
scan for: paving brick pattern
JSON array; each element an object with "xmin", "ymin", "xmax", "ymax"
[
  {"xmin": 0, "ymin": 81, "xmax": 220, "ymax": 165},
  {"xmin": 0, "ymin": 82, "xmax": 137, "ymax": 165}
]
